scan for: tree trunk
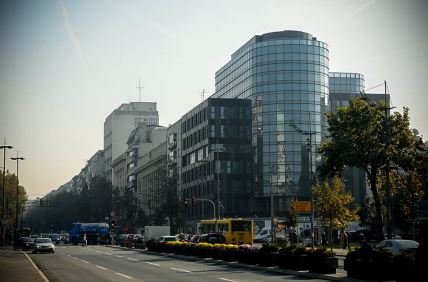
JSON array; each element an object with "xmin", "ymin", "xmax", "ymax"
[{"xmin": 369, "ymin": 166, "xmax": 385, "ymax": 241}]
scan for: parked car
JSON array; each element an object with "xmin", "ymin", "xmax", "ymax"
[
  {"xmin": 198, "ymin": 233, "xmax": 226, "ymax": 244},
  {"xmin": 117, "ymin": 234, "xmax": 129, "ymax": 246},
  {"xmin": 376, "ymin": 239, "xmax": 419, "ymax": 255},
  {"xmin": 123, "ymin": 234, "xmax": 135, "ymax": 248},
  {"xmin": 133, "ymin": 235, "xmax": 145, "ymax": 249},
  {"xmin": 32, "ymin": 238, "xmax": 55, "ymax": 254},
  {"xmin": 22, "ymin": 237, "xmax": 34, "ymax": 251},
  {"xmin": 158, "ymin": 236, "xmax": 178, "ymax": 243}
]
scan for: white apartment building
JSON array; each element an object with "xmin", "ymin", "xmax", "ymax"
[{"xmin": 104, "ymin": 102, "xmax": 159, "ymax": 181}]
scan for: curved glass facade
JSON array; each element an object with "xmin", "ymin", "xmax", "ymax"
[{"xmin": 211, "ymin": 31, "xmax": 329, "ymax": 215}]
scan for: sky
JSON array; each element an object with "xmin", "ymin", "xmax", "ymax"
[{"xmin": 1, "ymin": 0, "xmax": 427, "ymax": 200}]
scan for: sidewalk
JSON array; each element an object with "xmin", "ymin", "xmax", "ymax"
[{"xmin": 0, "ymin": 245, "xmax": 48, "ymax": 282}]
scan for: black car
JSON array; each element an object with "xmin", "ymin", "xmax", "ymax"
[{"xmin": 22, "ymin": 237, "xmax": 34, "ymax": 251}]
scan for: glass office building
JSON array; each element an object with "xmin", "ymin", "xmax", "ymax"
[{"xmin": 211, "ymin": 31, "xmax": 329, "ymax": 216}]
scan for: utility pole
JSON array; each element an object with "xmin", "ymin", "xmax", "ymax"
[
  {"xmin": 384, "ymin": 80, "xmax": 392, "ymax": 240},
  {"xmin": 1, "ymin": 140, "xmax": 13, "ymax": 246},
  {"xmin": 289, "ymin": 112, "xmax": 317, "ymax": 248},
  {"xmin": 11, "ymin": 152, "xmax": 24, "ymax": 238}
]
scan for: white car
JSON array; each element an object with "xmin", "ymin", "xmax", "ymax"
[
  {"xmin": 32, "ymin": 238, "xmax": 55, "ymax": 254},
  {"xmin": 376, "ymin": 239, "xmax": 419, "ymax": 255}
]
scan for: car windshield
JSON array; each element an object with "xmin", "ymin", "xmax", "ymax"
[{"xmin": 36, "ymin": 238, "xmax": 52, "ymax": 243}]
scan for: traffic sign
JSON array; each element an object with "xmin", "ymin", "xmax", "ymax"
[
  {"xmin": 295, "ymin": 201, "xmax": 311, "ymax": 212},
  {"xmin": 297, "ymin": 216, "xmax": 311, "ymax": 223}
]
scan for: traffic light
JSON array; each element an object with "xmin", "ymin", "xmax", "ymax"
[
  {"xmin": 183, "ymin": 198, "xmax": 188, "ymax": 207},
  {"xmin": 192, "ymin": 196, "xmax": 196, "ymax": 205},
  {"xmin": 111, "ymin": 220, "xmax": 116, "ymax": 229}
]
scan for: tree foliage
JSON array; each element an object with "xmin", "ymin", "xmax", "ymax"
[
  {"xmin": 0, "ymin": 170, "xmax": 27, "ymax": 228},
  {"xmin": 313, "ymin": 176, "xmax": 359, "ymax": 250},
  {"xmin": 318, "ymin": 98, "xmax": 421, "ymax": 240}
]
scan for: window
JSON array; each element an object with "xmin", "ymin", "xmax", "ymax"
[{"xmin": 210, "ymin": 125, "xmax": 215, "ymax": 137}]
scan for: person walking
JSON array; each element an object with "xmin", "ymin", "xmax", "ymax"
[{"xmin": 82, "ymin": 233, "xmax": 87, "ymax": 247}]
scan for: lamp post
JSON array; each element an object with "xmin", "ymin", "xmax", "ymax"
[
  {"xmin": 1, "ymin": 141, "xmax": 13, "ymax": 246},
  {"xmin": 290, "ymin": 112, "xmax": 318, "ymax": 248},
  {"xmin": 11, "ymin": 152, "xmax": 24, "ymax": 239}
]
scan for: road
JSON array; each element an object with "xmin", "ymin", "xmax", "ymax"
[{"xmin": 29, "ymin": 245, "xmax": 327, "ymax": 282}]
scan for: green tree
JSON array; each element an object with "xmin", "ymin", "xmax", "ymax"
[
  {"xmin": 313, "ymin": 176, "xmax": 359, "ymax": 250},
  {"xmin": 285, "ymin": 199, "xmax": 298, "ymax": 228},
  {"xmin": 0, "ymin": 170, "xmax": 27, "ymax": 228},
  {"xmin": 318, "ymin": 98, "xmax": 419, "ymax": 241}
]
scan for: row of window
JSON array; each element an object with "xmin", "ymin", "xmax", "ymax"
[
  {"xmin": 181, "ymin": 160, "xmax": 253, "ymax": 184},
  {"xmin": 182, "ymin": 107, "xmax": 208, "ymax": 133}
]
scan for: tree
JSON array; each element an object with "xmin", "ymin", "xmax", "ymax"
[
  {"xmin": 0, "ymin": 170, "xmax": 27, "ymax": 228},
  {"xmin": 318, "ymin": 98, "xmax": 419, "ymax": 241},
  {"xmin": 313, "ymin": 176, "xmax": 359, "ymax": 250},
  {"xmin": 284, "ymin": 199, "xmax": 298, "ymax": 228}
]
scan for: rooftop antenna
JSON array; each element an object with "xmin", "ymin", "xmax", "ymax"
[
  {"xmin": 201, "ymin": 89, "xmax": 207, "ymax": 102},
  {"xmin": 136, "ymin": 76, "xmax": 144, "ymax": 102}
]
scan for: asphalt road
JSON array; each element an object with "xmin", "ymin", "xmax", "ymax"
[{"xmin": 28, "ymin": 245, "xmax": 327, "ymax": 282}]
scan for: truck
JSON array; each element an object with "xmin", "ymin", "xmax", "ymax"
[
  {"xmin": 143, "ymin": 226, "xmax": 170, "ymax": 242},
  {"xmin": 69, "ymin": 222, "xmax": 110, "ymax": 245}
]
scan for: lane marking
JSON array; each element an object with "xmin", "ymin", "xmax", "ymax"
[
  {"xmin": 105, "ymin": 253, "xmax": 112, "ymax": 256},
  {"xmin": 96, "ymin": 265, "xmax": 108, "ymax": 270},
  {"xmin": 23, "ymin": 252, "xmax": 49, "ymax": 282},
  {"xmin": 145, "ymin": 262, "xmax": 160, "ymax": 267},
  {"xmin": 127, "ymin": 257, "xmax": 138, "ymax": 261},
  {"xmin": 68, "ymin": 255, "xmax": 79, "ymax": 260},
  {"xmin": 80, "ymin": 259, "xmax": 90, "ymax": 264},
  {"xmin": 219, "ymin": 278, "xmax": 239, "ymax": 282},
  {"xmin": 170, "ymin": 267, "xmax": 191, "ymax": 273},
  {"xmin": 115, "ymin": 272, "xmax": 132, "ymax": 279},
  {"xmin": 95, "ymin": 250, "xmax": 103, "ymax": 253},
  {"xmin": 115, "ymin": 255, "xmax": 124, "ymax": 258}
]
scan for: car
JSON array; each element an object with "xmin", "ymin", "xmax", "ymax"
[
  {"xmin": 22, "ymin": 237, "xmax": 34, "ymax": 251},
  {"xmin": 133, "ymin": 235, "xmax": 145, "ymax": 249},
  {"xmin": 32, "ymin": 238, "xmax": 55, "ymax": 254},
  {"xmin": 198, "ymin": 233, "xmax": 227, "ymax": 244},
  {"xmin": 158, "ymin": 236, "xmax": 178, "ymax": 243},
  {"xmin": 376, "ymin": 239, "xmax": 419, "ymax": 255}
]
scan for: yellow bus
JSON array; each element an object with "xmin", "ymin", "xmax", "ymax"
[{"xmin": 199, "ymin": 218, "xmax": 254, "ymax": 245}]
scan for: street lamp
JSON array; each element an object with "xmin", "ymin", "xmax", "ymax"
[
  {"xmin": 289, "ymin": 112, "xmax": 318, "ymax": 248},
  {"xmin": 1, "ymin": 141, "xmax": 13, "ymax": 246},
  {"xmin": 11, "ymin": 152, "xmax": 24, "ymax": 238}
]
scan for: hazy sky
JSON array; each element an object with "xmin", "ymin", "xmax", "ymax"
[{"xmin": 1, "ymin": 0, "xmax": 427, "ymax": 199}]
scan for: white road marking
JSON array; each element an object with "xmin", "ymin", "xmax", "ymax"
[
  {"xmin": 23, "ymin": 252, "xmax": 49, "ymax": 282},
  {"xmin": 105, "ymin": 253, "xmax": 112, "ymax": 256},
  {"xmin": 115, "ymin": 255, "xmax": 124, "ymax": 258},
  {"xmin": 68, "ymin": 255, "xmax": 79, "ymax": 260},
  {"xmin": 61, "ymin": 247, "xmax": 66, "ymax": 249},
  {"xmin": 95, "ymin": 250, "xmax": 102, "ymax": 253},
  {"xmin": 145, "ymin": 262, "xmax": 160, "ymax": 267},
  {"xmin": 115, "ymin": 272, "xmax": 132, "ymax": 279},
  {"xmin": 219, "ymin": 278, "xmax": 239, "ymax": 282},
  {"xmin": 80, "ymin": 259, "xmax": 90, "ymax": 264},
  {"xmin": 170, "ymin": 267, "xmax": 191, "ymax": 273},
  {"xmin": 127, "ymin": 257, "xmax": 138, "ymax": 261},
  {"xmin": 95, "ymin": 265, "xmax": 108, "ymax": 270}
]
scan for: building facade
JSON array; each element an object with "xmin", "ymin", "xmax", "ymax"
[
  {"xmin": 211, "ymin": 30, "xmax": 329, "ymax": 216},
  {"xmin": 179, "ymin": 98, "xmax": 252, "ymax": 222},
  {"xmin": 104, "ymin": 102, "xmax": 159, "ymax": 181},
  {"xmin": 136, "ymin": 142, "xmax": 167, "ymax": 225}
]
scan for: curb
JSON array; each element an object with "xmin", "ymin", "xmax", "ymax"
[{"xmin": 107, "ymin": 245, "xmax": 351, "ymax": 281}]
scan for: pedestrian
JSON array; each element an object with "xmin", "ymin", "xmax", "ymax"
[
  {"xmin": 82, "ymin": 233, "xmax": 87, "ymax": 247},
  {"xmin": 358, "ymin": 232, "xmax": 365, "ymax": 246},
  {"xmin": 321, "ymin": 232, "xmax": 327, "ymax": 246},
  {"xmin": 342, "ymin": 232, "xmax": 348, "ymax": 250}
]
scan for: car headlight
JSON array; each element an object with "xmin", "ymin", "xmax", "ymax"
[{"xmin": 36, "ymin": 245, "xmax": 41, "ymax": 248}]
